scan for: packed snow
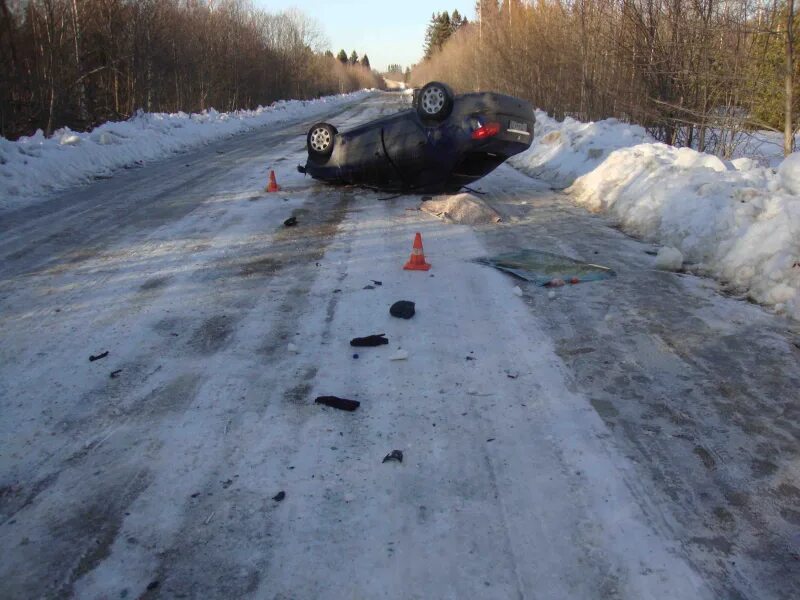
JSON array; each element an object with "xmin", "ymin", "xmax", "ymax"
[
  {"xmin": 511, "ymin": 111, "xmax": 800, "ymax": 320},
  {"xmin": 0, "ymin": 90, "xmax": 372, "ymax": 212}
]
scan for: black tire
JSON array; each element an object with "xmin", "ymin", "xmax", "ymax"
[
  {"xmin": 415, "ymin": 81, "xmax": 454, "ymax": 121},
  {"xmin": 307, "ymin": 122, "xmax": 337, "ymax": 157}
]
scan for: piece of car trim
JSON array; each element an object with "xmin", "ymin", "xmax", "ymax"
[{"xmin": 507, "ymin": 128, "xmax": 531, "ymax": 136}]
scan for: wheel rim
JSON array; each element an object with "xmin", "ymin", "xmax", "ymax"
[
  {"xmin": 421, "ymin": 87, "xmax": 445, "ymax": 115},
  {"xmin": 310, "ymin": 127, "xmax": 332, "ymax": 152}
]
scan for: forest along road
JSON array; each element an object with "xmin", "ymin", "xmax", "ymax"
[{"xmin": 1, "ymin": 92, "xmax": 798, "ymax": 600}]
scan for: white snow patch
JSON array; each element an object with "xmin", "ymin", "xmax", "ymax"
[
  {"xmin": 654, "ymin": 247, "xmax": 684, "ymax": 271},
  {"xmin": 389, "ymin": 349, "xmax": 409, "ymax": 361},
  {"xmin": 0, "ymin": 90, "xmax": 373, "ymax": 211},
  {"xmin": 778, "ymin": 151, "xmax": 800, "ymax": 195},
  {"xmin": 509, "ymin": 110, "xmax": 652, "ymax": 188}
]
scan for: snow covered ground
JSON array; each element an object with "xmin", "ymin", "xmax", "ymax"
[
  {"xmin": 1, "ymin": 93, "xmax": 799, "ymax": 599},
  {"xmin": 510, "ymin": 111, "xmax": 800, "ymax": 322},
  {"xmin": 0, "ymin": 90, "xmax": 373, "ymax": 213}
]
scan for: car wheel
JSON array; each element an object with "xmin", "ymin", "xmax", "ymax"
[
  {"xmin": 307, "ymin": 123, "xmax": 337, "ymax": 157},
  {"xmin": 416, "ymin": 82, "xmax": 454, "ymax": 121}
]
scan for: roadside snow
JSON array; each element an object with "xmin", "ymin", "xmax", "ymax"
[
  {"xmin": 509, "ymin": 110, "xmax": 652, "ymax": 187},
  {"xmin": 0, "ymin": 90, "xmax": 372, "ymax": 211},
  {"xmin": 511, "ymin": 110, "xmax": 800, "ymax": 320}
]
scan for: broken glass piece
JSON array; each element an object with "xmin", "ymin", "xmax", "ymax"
[{"xmin": 475, "ymin": 249, "xmax": 616, "ymax": 285}]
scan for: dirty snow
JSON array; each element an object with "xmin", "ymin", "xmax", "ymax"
[
  {"xmin": 510, "ymin": 110, "xmax": 800, "ymax": 320},
  {"xmin": 420, "ymin": 192, "xmax": 501, "ymax": 225},
  {"xmin": 0, "ymin": 90, "xmax": 372, "ymax": 212}
]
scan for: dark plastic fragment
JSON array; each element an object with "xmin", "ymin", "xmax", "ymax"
[
  {"xmin": 390, "ymin": 301, "xmax": 415, "ymax": 319},
  {"xmin": 350, "ymin": 334, "xmax": 388, "ymax": 347},
  {"xmin": 382, "ymin": 450, "xmax": 403, "ymax": 463},
  {"xmin": 315, "ymin": 396, "xmax": 360, "ymax": 411}
]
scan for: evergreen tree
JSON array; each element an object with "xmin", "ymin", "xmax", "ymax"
[
  {"xmin": 337, "ymin": 49, "xmax": 348, "ymax": 64},
  {"xmin": 324, "ymin": 50, "xmax": 334, "ymax": 59},
  {"xmin": 424, "ymin": 12, "xmax": 453, "ymax": 60},
  {"xmin": 451, "ymin": 9, "xmax": 467, "ymax": 32},
  {"xmin": 349, "ymin": 50, "xmax": 359, "ymax": 65},
  {"xmin": 361, "ymin": 54, "xmax": 371, "ymax": 70}
]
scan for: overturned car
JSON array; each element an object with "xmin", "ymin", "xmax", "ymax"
[{"xmin": 299, "ymin": 82, "xmax": 535, "ymax": 193}]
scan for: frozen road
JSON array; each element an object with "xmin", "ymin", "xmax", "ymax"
[{"xmin": 1, "ymin": 93, "xmax": 799, "ymax": 599}]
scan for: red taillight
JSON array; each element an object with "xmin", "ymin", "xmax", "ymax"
[{"xmin": 471, "ymin": 122, "xmax": 501, "ymax": 140}]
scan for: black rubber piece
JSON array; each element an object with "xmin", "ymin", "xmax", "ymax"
[
  {"xmin": 382, "ymin": 450, "xmax": 403, "ymax": 463},
  {"xmin": 315, "ymin": 396, "xmax": 361, "ymax": 411},
  {"xmin": 390, "ymin": 301, "xmax": 415, "ymax": 319},
  {"xmin": 350, "ymin": 334, "xmax": 389, "ymax": 347}
]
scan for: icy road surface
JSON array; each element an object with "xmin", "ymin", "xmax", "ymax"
[{"xmin": 1, "ymin": 93, "xmax": 799, "ymax": 599}]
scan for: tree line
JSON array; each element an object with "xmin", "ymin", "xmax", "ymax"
[
  {"xmin": 412, "ymin": 1, "xmax": 800, "ymax": 157},
  {"xmin": 0, "ymin": 0, "xmax": 382, "ymax": 140}
]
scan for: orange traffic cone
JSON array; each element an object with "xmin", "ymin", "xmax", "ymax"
[
  {"xmin": 266, "ymin": 170, "xmax": 280, "ymax": 192},
  {"xmin": 403, "ymin": 232, "xmax": 431, "ymax": 271}
]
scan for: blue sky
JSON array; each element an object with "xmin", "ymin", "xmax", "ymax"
[{"xmin": 254, "ymin": 1, "xmax": 475, "ymax": 72}]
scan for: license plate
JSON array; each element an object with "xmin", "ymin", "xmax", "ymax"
[{"xmin": 508, "ymin": 120, "xmax": 529, "ymax": 135}]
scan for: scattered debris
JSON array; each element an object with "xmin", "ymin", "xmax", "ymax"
[
  {"xmin": 110, "ymin": 369, "xmax": 122, "ymax": 379},
  {"xmin": 283, "ymin": 216, "xmax": 297, "ymax": 227},
  {"xmin": 487, "ymin": 438, "xmax": 495, "ymax": 442},
  {"xmin": 344, "ymin": 493, "xmax": 355, "ymax": 503},
  {"xmin": 545, "ymin": 278, "xmax": 566, "ymax": 287},
  {"xmin": 363, "ymin": 285, "xmax": 375, "ymax": 290},
  {"xmin": 390, "ymin": 300, "xmax": 415, "ymax": 319},
  {"xmin": 548, "ymin": 291, "xmax": 557, "ymax": 299},
  {"xmin": 353, "ymin": 353, "xmax": 359, "ymax": 359},
  {"xmin": 315, "ymin": 396, "xmax": 360, "ymax": 411},
  {"xmin": 390, "ymin": 349, "xmax": 409, "ymax": 361},
  {"xmin": 272, "ymin": 491, "xmax": 286, "ymax": 502},
  {"xmin": 465, "ymin": 356, "xmax": 475, "ymax": 361},
  {"xmin": 89, "ymin": 351, "xmax": 109, "ymax": 362},
  {"xmin": 512, "ymin": 286, "xmax": 523, "ymax": 297},
  {"xmin": 654, "ymin": 246, "xmax": 684, "ymax": 271},
  {"xmin": 287, "ymin": 343, "xmax": 299, "ymax": 353},
  {"xmin": 476, "ymin": 249, "xmax": 616, "ymax": 286},
  {"xmin": 371, "ymin": 280, "xmax": 383, "ymax": 286},
  {"xmin": 146, "ymin": 581, "xmax": 160, "ymax": 591},
  {"xmin": 505, "ymin": 370, "xmax": 519, "ymax": 379},
  {"xmin": 350, "ymin": 334, "xmax": 389, "ymax": 347},
  {"xmin": 204, "ymin": 511, "xmax": 215, "ymax": 524},
  {"xmin": 382, "ymin": 450, "xmax": 403, "ymax": 463}
]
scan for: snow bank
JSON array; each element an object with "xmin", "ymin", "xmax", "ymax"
[
  {"xmin": 568, "ymin": 143, "xmax": 800, "ymax": 319},
  {"xmin": 0, "ymin": 90, "xmax": 372, "ymax": 211},
  {"xmin": 511, "ymin": 110, "xmax": 800, "ymax": 319},
  {"xmin": 509, "ymin": 110, "xmax": 652, "ymax": 188}
]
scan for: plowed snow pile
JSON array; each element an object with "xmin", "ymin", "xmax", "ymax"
[
  {"xmin": 0, "ymin": 90, "xmax": 372, "ymax": 211},
  {"xmin": 511, "ymin": 111, "xmax": 800, "ymax": 320},
  {"xmin": 420, "ymin": 193, "xmax": 501, "ymax": 225}
]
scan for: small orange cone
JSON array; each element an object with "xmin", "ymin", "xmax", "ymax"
[
  {"xmin": 403, "ymin": 232, "xmax": 431, "ymax": 271},
  {"xmin": 266, "ymin": 170, "xmax": 280, "ymax": 192}
]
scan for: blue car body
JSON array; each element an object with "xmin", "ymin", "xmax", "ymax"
[{"xmin": 302, "ymin": 91, "xmax": 535, "ymax": 193}]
